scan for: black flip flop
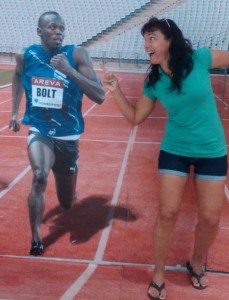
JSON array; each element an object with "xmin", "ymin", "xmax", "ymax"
[
  {"xmin": 147, "ymin": 281, "xmax": 166, "ymax": 300},
  {"xmin": 186, "ymin": 261, "xmax": 207, "ymax": 289}
]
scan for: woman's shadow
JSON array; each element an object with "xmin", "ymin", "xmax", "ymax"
[{"xmin": 42, "ymin": 195, "xmax": 137, "ymax": 251}]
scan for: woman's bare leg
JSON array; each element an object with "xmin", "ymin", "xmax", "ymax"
[
  {"xmin": 188, "ymin": 179, "xmax": 225, "ymax": 288},
  {"xmin": 148, "ymin": 174, "xmax": 188, "ymax": 299}
]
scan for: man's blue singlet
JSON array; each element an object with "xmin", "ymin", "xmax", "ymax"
[{"xmin": 22, "ymin": 44, "xmax": 84, "ymax": 137}]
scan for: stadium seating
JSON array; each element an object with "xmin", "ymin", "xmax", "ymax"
[
  {"xmin": 87, "ymin": 0, "xmax": 229, "ymax": 60},
  {"xmin": 0, "ymin": 0, "xmax": 228, "ymax": 61},
  {"xmin": 0, "ymin": 0, "xmax": 150, "ymax": 53}
]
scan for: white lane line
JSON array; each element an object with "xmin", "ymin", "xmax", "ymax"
[
  {"xmin": 83, "ymin": 103, "xmax": 97, "ymax": 116},
  {"xmin": 0, "ymin": 98, "xmax": 12, "ymax": 105},
  {"xmin": 94, "ymin": 126, "xmax": 137, "ymax": 262},
  {"xmin": 0, "ymin": 84, "xmax": 12, "ymax": 89},
  {"xmin": 0, "ymin": 165, "xmax": 31, "ymax": 198},
  {"xmin": 0, "ymin": 135, "xmax": 26, "ymax": 139},
  {"xmin": 0, "ymin": 134, "xmax": 161, "ymax": 145},
  {"xmin": 0, "ymin": 124, "xmax": 12, "ymax": 131},
  {"xmin": 60, "ymin": 126, "xmax": 138, "ymax": 300},
  {"xmin": 1, "ymin": 254, "xmax": 229, "ymax": 276},
  {"xmin": 87, "ymin": 114, "xmax": 167, "ymax": 119},
  {"xmin": 0, "ymin": 254, "xmax": 155, "ymax": 267},
  {"xmin": 60, "ymin": 264, "xmax": 97, "ymax": 300},
  {"xmin": 0, "ymin": 117, "xmax": 23, "ymax": 131}
]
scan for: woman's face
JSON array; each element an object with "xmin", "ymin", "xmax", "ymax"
[{"xmin": 144, "ymin": 30, "xmax": 170, "ymax": 66}]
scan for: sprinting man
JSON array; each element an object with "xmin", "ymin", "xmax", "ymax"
[{"xmin": 9, "ymin": 11, "xmax": 105, "ymax": 256}]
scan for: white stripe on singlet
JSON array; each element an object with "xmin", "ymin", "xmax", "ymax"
[{"xmin": 29, "ymin": 127, "xmax": 80, "ymax": 141}]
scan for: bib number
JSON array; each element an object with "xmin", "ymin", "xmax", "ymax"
[{"xmin": 32, "ymin": 77, "xmax": 64, "ymax": 109}]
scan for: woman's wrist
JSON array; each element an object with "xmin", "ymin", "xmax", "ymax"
[{"xmin": 111, "ymin": 85, "xmax": 121, "ymax": 95}]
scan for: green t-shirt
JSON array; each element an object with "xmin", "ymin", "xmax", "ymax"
[{"xmin": 143, "ymin": 48, "xmax": 227, "ymax": 158}]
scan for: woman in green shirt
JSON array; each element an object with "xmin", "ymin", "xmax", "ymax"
[{"xmin": 103, "ymin": 17, "xmax": 229, "ymax": 300}]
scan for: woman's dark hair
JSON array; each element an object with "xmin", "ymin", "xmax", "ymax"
[{"xmin": 141, "ymin": 17, "xmax": 193, "ymax": 93}]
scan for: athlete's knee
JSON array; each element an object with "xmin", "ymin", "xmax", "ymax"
[
  {"xmin": 158, "ymin": 207, "xmax": 180, "ymax": 225},
  {"xmin": 32, "ymin": 170, "xmax": 48, "ymax": 190},
  {"xmin": 198, "ymin": 212, "xmax": 220, "ymax": 228}
]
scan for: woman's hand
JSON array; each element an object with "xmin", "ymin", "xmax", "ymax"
[{"xmin": 101, "ymin": 65, "xmax": 119, "ymax": 93}]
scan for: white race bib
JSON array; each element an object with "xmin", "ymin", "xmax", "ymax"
[{"xmin": 32, "ymin": 77, "xmax": 64, "ymax": 109}]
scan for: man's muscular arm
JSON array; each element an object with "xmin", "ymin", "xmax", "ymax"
[
  {"xmin": 9, "ymin": 52, "xmax": 25, "ymax": 132},
  {"xmin": 50, "ymin": 47, "xmax": 105, "ymax": 104}
]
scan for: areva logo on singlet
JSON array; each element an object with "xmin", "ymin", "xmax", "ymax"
[{"xmin": 32, "ymin": 77, "xmax": 64, "ymax": 109}]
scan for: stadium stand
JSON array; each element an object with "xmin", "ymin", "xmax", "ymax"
[
  {"xmin": 0, "ymin": 0, "xmax": 152, "ymax": 53},
  {"xmin": 0, "ymin": 0, "xmax": 228, "ymax": 64},
  {"xmin": 87, "ymin": 0, "xmax": 229, "ymax": 61}
]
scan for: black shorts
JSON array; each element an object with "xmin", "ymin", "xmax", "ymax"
[
  {"xmin": 158, "ymin": 150, "xmax": 228, "ymax": 181},
  {"xmin": 28, "ymin": 131, "xmax": 79, "ymax": 174}
]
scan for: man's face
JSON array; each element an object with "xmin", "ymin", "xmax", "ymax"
[{"xmin": 37, "ymin": 14, "xmax": 65, "ymax": 51}]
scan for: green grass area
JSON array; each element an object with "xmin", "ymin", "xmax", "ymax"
[{"xmin": 0, "ymin": 69, "xmax": 14, "ymax": 86}]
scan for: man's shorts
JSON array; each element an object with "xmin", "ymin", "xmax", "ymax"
[
  {"xmin": 158, "ymin": 150, "xmax": 228, "ymax": 181},
  {"xmin": 28, "ymin": 131, "xmax": 79, "ymax": 174}
]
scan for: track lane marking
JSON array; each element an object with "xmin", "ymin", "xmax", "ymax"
[
  {"xmin": 0, "ymin": 165, "xmax": 31, "ymax": 198},
  {"xmin": 60, "ymin": 126, "xmax": 138, "ymax": 299}
]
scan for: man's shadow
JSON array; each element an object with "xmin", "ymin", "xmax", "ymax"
[
  {"xmin": 0, "ymin": 180, "xmax": 9, "ymax": 190},
  {"xmin": 42, "ymin": 195, "xmax": 137, "ymax": 251}
]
